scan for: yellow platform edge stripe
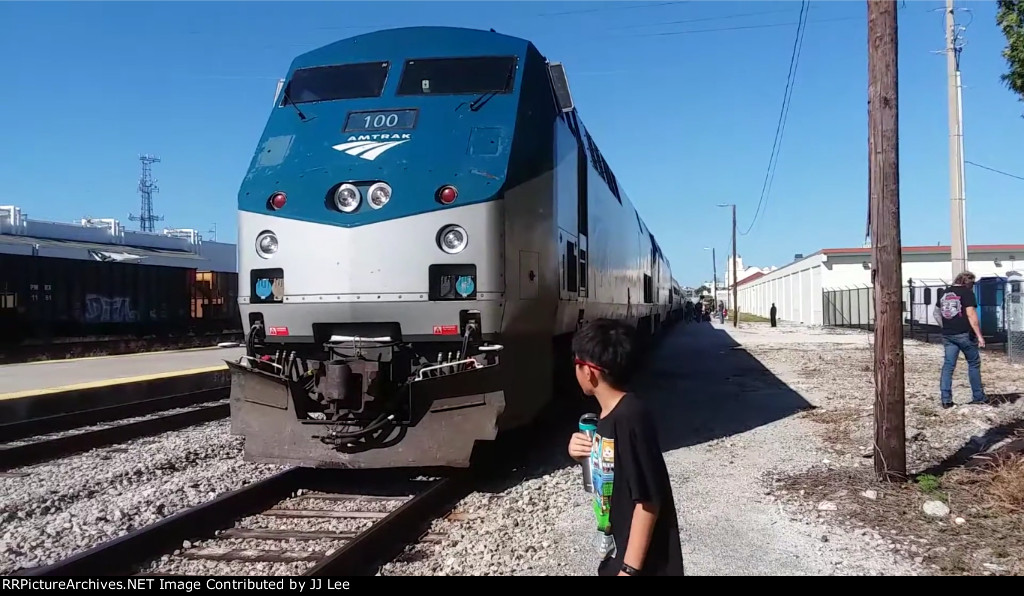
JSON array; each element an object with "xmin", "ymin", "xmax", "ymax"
[
  {"xmin": 10, "ymin": 344, "xmax": 240, "ymax": 367},
  {"xmin": 0, "ymin": 364, "xmax": 229, "ymax": 401}
]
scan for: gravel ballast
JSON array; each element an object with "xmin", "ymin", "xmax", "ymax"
[
  {"xmin": 0, "ymin": 419, "xmax": 284, "ymax": 575},
  {"xmin": 7, "ymin": 320, "xmax": 1010, "ymax": 576},
  {"xmin": 382, "ymin": 321, "xmax": 924, "ymax": 576},
  {"xmin": 743, "ymin": 321, "xmax": 1024, "ymax": 576}
]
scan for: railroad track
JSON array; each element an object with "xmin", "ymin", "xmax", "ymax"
[
  {"xmin": 0, "ymin": 388, "xmax": 229, "ymax": 472},
  {"xmin": 14, "ymin": 466, "xmax": 473, "ymax": 577}
]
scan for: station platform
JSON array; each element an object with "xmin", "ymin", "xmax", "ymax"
[{"xmin": 0, "ymin": 346, "xmax": 246, "ymax": 400}]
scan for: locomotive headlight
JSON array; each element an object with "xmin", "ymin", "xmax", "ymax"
[
  {"xmin": 367, "ymin": 182, "xmax": 391, "ymax": 209},
  {"xmin": 438, "ymin": 224, "xmax": 468, "ymax": 254},
  {"xmin": 333, "ymin": 183, "xmax": 360, "ymax": 213},
  {"xmin": 256, "ymin": 230, "xmax": 278, "ymax": 258}
]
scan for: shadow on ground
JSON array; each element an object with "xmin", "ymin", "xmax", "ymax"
[
  {"xmin": 476, "ymin": 318, "xmax": 816, "ymax": 494},
  {"xmin": 919, "ymin": 409, "xmax": 1024, "ymax": 477},
  {"xmin": 632, "ymin": 321, "xmax": 814, "ymax": 453}
]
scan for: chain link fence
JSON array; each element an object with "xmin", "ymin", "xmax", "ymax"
[
  {"xmin": 1007, "ymin": 273, "xmax": 1024, "ymax": 365},
  {"xmin": 823, "ymin": 278, "xmax": 1017, "ymax": 350}
]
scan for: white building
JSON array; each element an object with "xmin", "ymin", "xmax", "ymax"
[
  {"xmin": 717, "ymin": 254, "xmax": 776, "ymax": 308},
  {"xmin": 734, "ymin": 243, "xmax": 1023, "ymax": 326}
]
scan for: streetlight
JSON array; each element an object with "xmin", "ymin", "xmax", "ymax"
[{"xmin": 717, "ymin": 203, "xmax": 737, "ymax": 328}]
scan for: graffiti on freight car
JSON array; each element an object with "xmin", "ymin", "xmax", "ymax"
[{"xmin": 83, "ymin": 294, "xmax": 139, "ymax": 323}]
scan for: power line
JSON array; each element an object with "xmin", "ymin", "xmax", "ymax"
[
  {"xmin": 538, "ymin": 1, "xmax": 687, "ymax": 17},
  {"xmin": 626, "ymin": 14, "xmax": 850, "ymax": 38},
  {"xmin": 966, "ymin": 160, "xmax": 1024, "ymax": 182},
  {"xmin": 617, "ymin": 6, "xmax": 796, "ymax": 29},
  {"xmin": 740, "ymin": 0, "xmax": 810, "ymax": 237}
]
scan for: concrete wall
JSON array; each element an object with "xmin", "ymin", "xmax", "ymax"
[
  {"xmin": 736, "ymin": 246, "xmax": 1023, "ymax": 327},
  {"xmin": 736, "ymin": 254, "xmax": 824, "ymax": 324}
]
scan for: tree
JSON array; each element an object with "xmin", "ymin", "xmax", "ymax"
[
  {"xmin": 697, "ymin": 285, "xmax": 711, "ymax": 296},
  {"xmin": 997, "ymin": 1, "xmax": 1024, "ymax": 104}
]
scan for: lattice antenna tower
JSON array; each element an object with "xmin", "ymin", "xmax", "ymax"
[{"xmin": 129, "ymin": 154, "xmax": 164, "ymax": 232}]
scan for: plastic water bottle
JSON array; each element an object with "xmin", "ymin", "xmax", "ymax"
[{"xmin": 578, "ymin": 413, "xmax": 598, "ymax": 492}]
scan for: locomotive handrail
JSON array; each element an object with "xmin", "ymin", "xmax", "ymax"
[
  {"xmin": 414, "ymin": 358, "xmax": 480, "ymax": 381},
  {"xmin": 237, "ymin": 355, "xmax": 284, "ymax": 372},
  {"xmin": 327, "ymin": 335, "xmax": 393, "ymax": 343}
]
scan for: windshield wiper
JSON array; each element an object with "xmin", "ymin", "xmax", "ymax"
[
  {"xmin": 281, "ymin": 85, "xmax": 311, "ymax": 121},
  {"xmin": 469, "ymin": 64, "xmax": 515, "ymax": 112}
]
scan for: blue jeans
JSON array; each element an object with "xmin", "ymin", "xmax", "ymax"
[{"xmin": 939, "ymin": 333, "xmax": 985, "ymax": 404}]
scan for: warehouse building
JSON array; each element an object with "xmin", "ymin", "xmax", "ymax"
[
  {"xmin": 0, "ymin": 204, "xmax": 239, "ymax": 343},
  {"xmin": 734, "ymin": 243, "xmax": 1023, "ymax": 326}
]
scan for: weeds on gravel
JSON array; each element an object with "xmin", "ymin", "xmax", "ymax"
[
  {"xmin": 773, "ymin": 452, "xmax": 1024, "ymax": 576},
  {"xmin": 945, "ymin": 453, "xmax": 1024, "ymax": 515},
  {"xmin": 915, "ymin": 474, "xmax": 945, "ymax": 501}
]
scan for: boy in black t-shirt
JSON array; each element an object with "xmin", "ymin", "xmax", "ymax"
[
  {"xmin": 932, "ymin": 271, "xmax": 987, "ymax": 407},
  {"xmin": 567, "ymin": 319, "xmax": 684, "ymax": 576}
]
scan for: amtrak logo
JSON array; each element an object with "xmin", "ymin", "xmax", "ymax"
[{"xmin": 332, "ymin": 133, "xmax": 411, "ymax": 161}]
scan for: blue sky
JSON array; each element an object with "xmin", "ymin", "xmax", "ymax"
[{"xmin": 1, "ymin": 1, "xmax": 1021, "ymax": 287}]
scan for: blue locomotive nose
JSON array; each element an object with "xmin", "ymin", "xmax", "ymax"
[
  {"xmin": 229, "ymin": 26, "xmax": 683, "ymax": 471},
  {"xmin": 239, "ymin": 40, "xmax": 521, "ymax": 229}
]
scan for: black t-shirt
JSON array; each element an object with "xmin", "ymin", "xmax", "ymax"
[
  {"xmin": 936, "ymin": 285, "xmax": 976, "ymax": 336},
  {"xmin": 589, "ymin": 393, "xmax": 684, "ymax": 576}
]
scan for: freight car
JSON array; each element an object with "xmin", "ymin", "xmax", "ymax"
[
  {"xmin": 227, "ymin": 26, "xmax": 685, "ymax": 469},
  {"xmin": 0, "ymin": 252, "xmax": 240, "ymax": 345}
]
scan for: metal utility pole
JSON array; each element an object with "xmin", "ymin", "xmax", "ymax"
[
  {"xmin": 867, "ymin": 0, "xmax": 907, "ymax": 482},
  {"xmin": 731, "ymin": 205, "xmax": 738, "ymax": 328},
  {"xmin": 712, "ymin": 247, "xmax": 718, "ymax": 297},
  {"xmin": 129, "ymin": 154, "xmax": 163, "ymax": 233},
  {"xmin": 946, "ymin": 0, "xmax": 968, "ymax": 278},
  {"xmin": 715, "ymin": 203, "xmax": 738, "ymax": 327},
  {"xmin": 704, "ymin": 247, "xmax": 717, "ymax": 298}
]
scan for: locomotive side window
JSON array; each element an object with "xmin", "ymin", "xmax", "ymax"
[
  {"xmin": 397, "ymin": 56, "xmax": 517, "ymax": 95},
  {"xmin": 282, "ymin": 61, "xmax": 390, "ymax": 105}
]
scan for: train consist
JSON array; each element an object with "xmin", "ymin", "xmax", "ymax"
[{"xmin": 227, "ymin": 26, "xmax": 685, "ymax": 469}]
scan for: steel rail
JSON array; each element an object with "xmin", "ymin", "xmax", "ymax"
[
  {"xmin": 12, "ymin": 467, "xmax": 306, "ymax": 577},
  {"xmin": 0, "ymin": 403, "xmax": 229, "ymax": 471},
  {"xmin": 0, "ymin": 388, "xmax": 228, "ymax": 442},
  {"xmin": 304, "ymin": 472, "xmax": 470, "ymax": 576}
]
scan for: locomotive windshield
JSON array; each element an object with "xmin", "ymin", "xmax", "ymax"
[
  {"xmin": 282, "ymin": 61, "xmax": 390, "ymax": 105},
  {"xmin": 396, "ymin": 56, "xmax": 517, "ymax": 96}
]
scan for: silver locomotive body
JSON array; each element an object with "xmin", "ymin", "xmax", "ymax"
[{"xmin": 229, "ymin": 27, "xmax": 683, "ymax": 469}]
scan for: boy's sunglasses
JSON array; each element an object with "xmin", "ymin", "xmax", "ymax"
[{"xmin": 574, "ymin": 357, "xmax": 605, "ymax": 372}]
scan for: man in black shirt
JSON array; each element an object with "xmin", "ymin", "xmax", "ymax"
[
  {"xmin": 567, "ymin": 319, "xmax": 684, "ymax": 576},
  {"xmin": 932, "ymin": 271, "xmax": 987, "ymax": 408}
]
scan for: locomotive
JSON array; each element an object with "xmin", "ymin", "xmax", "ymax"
[{"xmin": 228, "ymin": 26, "xmax": 685, "ymax": 469}]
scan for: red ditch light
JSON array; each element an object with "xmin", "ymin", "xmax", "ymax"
[
  {"xmin": 437, "ymin": 185, "xmax": 458, "ymax": 205},
  {"xmin": 268, "ymin": 192, "xmax": 287, "ymax": 210}
]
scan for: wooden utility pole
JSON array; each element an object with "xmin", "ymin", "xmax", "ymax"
[
  {"xmin": 867, "ymin": 0, "xmax": 907, "ymax": 482},
  {"xmin": 731, "ymin": 205, "xmax": 738, "ymax": 328}
]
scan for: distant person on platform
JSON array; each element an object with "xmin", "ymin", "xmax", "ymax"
[
  {"xmin": 770, "ymin": 303, "xmax": 777, "ymax": 327},
  {"xmin": 933, "ymin": 271, "xmax": 987, "ymax": 409}
]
